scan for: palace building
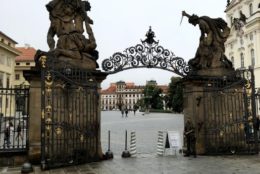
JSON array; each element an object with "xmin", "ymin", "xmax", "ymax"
[
  {"xmin": 101, "ymin": 80, "xmax": 168, "ymax": 111},
  {"xmin": 225, "ymin": 0, "xmax": 260, "ymax": 88}
]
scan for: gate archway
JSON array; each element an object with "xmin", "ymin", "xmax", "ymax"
[
  {"xmin": 102, "ymin": 27, "xmax": 190, "ymax": 77},
  {"xmin": 101, "ymin": 27, "xmax": 259, "ymax": 155}
]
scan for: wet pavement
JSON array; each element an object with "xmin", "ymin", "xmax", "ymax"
[
  {"xmin": 1, "ymin": 111, "xmax": 260, "ymax": 173},
  {"xmin": 1, "ymin": 154, "xmax": 260, "ymax": 174}
]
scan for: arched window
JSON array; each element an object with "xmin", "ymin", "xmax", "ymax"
[
  {"xmin": 249, "ymin": 3, "xmax": 253, "ymax": 16},
  {"xmin": 240, "ymin": 53, "xmax": 244, "ymax": 68},
  {"xmin": 251, "ymin": 49, "xmax": 255, "ymax": 66}
]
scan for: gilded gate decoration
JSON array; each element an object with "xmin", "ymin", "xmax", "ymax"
[{"xmin": 39, "ymin": 55, "xmax": 99, "ymax": 169}]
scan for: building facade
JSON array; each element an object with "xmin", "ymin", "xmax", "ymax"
[
  {"xmin": 14, "ymin": 44, "xmax": 36, "ymax": 87},
  {"xmin": 0, "ymin": 31, "xmax": 20, "ymax": 117},
  {"xmin": 101, "ymin": 80, "xmax": 168, "ymax": 111},
  {"xmin": 0, "ymin": 31, "xmax": 20, "ymax": 88},
  {"xmin": 225, "ymin": 0, "xmax": 260, "ymax": 88}
]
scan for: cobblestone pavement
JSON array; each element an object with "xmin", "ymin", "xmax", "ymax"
[{"xmin": 1, "ymin": 153, "xmax": 260, "ymax": 174}]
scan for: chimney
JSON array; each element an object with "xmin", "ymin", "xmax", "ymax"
[{"xmin": 24, "ymin": 43, "xmax": 30, "ymax": 49}]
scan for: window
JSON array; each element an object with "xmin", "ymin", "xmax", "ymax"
[
  {"xmin": 1, "ymin": 38, "xmax": 3, "ymax": 42},
  {"xmin": 6, "ymin": 75, "xmax": 10, "ymax": 88},
  {"xmin": 16, "ymin": 62, "xmax": 20, "ymax": 65},
  {"xmin": 240, "ymin": 53, "xmax": 244, "ymax": 68},
  {"xmin": 6, "ymin": 57, "xmax": 11, "ymax": 67},
  {"xmin": 251, "ymin": 49, "xmax": 255, "ymax": 66},
  {"xmin": 231, "ymin": 57, "xmax": 234, "ymax": 66},
  {"xmin": 0, "ymin": 54, "xmax": 5, "ymax": 65},
  {"xmin": 0, "ymin": 72, "xmax": 3, "ymax": 88},
  {"xmin": 249, "ymin": 33, "xmax": 253, "ymax": 41},
  {"xmin": 240, "ymin": 39, "xmax": 244, "ymax": 45},
  {"xmin": 6, "ymin": 98, "xmax": 8, "ymax": 108},
  {"xmin": 249, "ymin": 3, "xmax": 253, "ymax": 16},
  {"xmin": 15, "ymin": 74, "xmax": 20, "ymax": 80},
  {"xmin": 26, "ymin": 62, "xmax": 30, "ymax": 66}
]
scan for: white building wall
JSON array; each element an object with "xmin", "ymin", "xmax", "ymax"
[{"xmin": 225, "ymin": 0, "xmax": 260, "ymax": 88}]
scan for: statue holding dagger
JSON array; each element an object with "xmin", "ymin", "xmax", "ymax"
[{"xmin": 180, "ymin": 11, "xmax": 232, "ymax": 71}]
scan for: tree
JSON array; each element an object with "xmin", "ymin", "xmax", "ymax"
[
  {"xmin": 143, "ymin": 85, "xmax": 164, "ymax": 110},
  {"xmin": 167, "ymin": 77, "xmax": 183, "ymax": 113}
]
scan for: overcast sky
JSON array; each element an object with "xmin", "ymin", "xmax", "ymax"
[{"xmin": 0, "ymin": 0, "xmax": 227, "ymax": 89}]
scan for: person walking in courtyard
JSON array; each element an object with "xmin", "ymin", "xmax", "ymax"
[
  {"xmin": 3, "ymin": 126, "xmax": 10, "ymax": 148},
  {"xmin": 125, "ymin": 108, "xmax": 128, "ymax": 117},
  {"xmin": 121, "ymin": 109, "xmax": 124, "ymax": 117},
  {"xmin": 184, "ymin": 117, "xmax": 196, "ymax": 158},
  {"xmin": 16, "ymin": 123, "xmax": 23, "ymax": 142}
]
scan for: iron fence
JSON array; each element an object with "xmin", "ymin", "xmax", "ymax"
[{"xmin": 0, "ymin": 87, "xmax": 29, "ymax": 153}]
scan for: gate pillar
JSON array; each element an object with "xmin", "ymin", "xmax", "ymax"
[
  {"xmin": 24, "ymin": 68, "xmax": 42, "ymax": 163},
  {"xmin": 91, "ymin": 71, "xmax": 108, "ymax": 159},
  {"xmin": 183, "ymin": 78, "xmax": 206, "ymax": 154}
]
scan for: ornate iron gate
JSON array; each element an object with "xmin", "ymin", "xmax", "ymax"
[
  {"xmin": 40, "ymin": 56, "xmax": 99, "ymax": 169},
  {"xmin": 203, "ymin": 68, "xmax": 258, "ymax": 154}
]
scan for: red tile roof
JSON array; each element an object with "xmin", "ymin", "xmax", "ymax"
[
  {"xmin": 158, "ymin": 85, "xmax": 168, "ymax": 93},
  {"xmin": 16, "ymin": 47, "xmax": 36, "ymax": 62},
  {"xmin": 101, "ymin": 83, "xmax": 117, "ymax": 94}
]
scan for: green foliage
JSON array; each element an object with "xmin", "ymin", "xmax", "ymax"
[
  {"xmin": 166, "ymin": 77, "xmax": 183, "ymax": 113},
  {"xmin": 143, "ymin": 84, "xmax": 164, "ymax": 110}
]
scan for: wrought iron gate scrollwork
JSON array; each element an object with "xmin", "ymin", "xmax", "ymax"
[
  {"xmin": 40, "ymin": 55, "xmax": 99, "ymax": 169},
  {"xmin": 102, "ymin": 27, "xmax": 190, "ymax": 76}
]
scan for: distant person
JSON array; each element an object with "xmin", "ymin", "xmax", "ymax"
[
  {"xmin": 125, "ymin": 108, "xmax": 128, "ymax": 117},
  {"xmin": 133, "ymin": 109, "xmax": 136, "ymax": 115},
  {"xmin": 3, "ymin": 126, "xmax": 10, "ymax": 148},
  {"xmin": 121, "ymin": 109, "xmax": 124, "ymax": 117},
  {"xmin": 16, "ymin": 123, "xmax": 23, "ymax": 142}
]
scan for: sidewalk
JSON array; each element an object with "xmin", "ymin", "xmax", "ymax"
[{"xmin": 1, "ymin": 153, "xmax": 260, "ymax": 174}]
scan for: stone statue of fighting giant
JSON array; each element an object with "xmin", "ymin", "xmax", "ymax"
[{"xmin": 36, "ymin": 0, "xmax": 98, "ymax": 69}]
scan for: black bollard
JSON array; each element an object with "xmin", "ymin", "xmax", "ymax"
[
  {"xmin": 121, "ymin": 130, "xmax": 131, "ymax": 158},
  {"xmin": 105, "ymin": 130, "xmax": 114, "ymax": 159}
]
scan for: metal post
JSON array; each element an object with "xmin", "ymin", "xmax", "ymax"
[
  {"xmin": 121, "ymin": 130, "xmax": 131, "ymax": 158},
  {"xmin": 105, "ymin": 130, "xmax": 113, "ymax": 159},
  {"xmin": 249, "ymin": 67, "xmax": 258, "ymax": 153},
  {"xmin": 125, "ymin": 130, "xmax": 127, "ymax": 150},
  {"xmin": 108, "ymin": 130, "xmax": 111, "ymax": 151}
]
